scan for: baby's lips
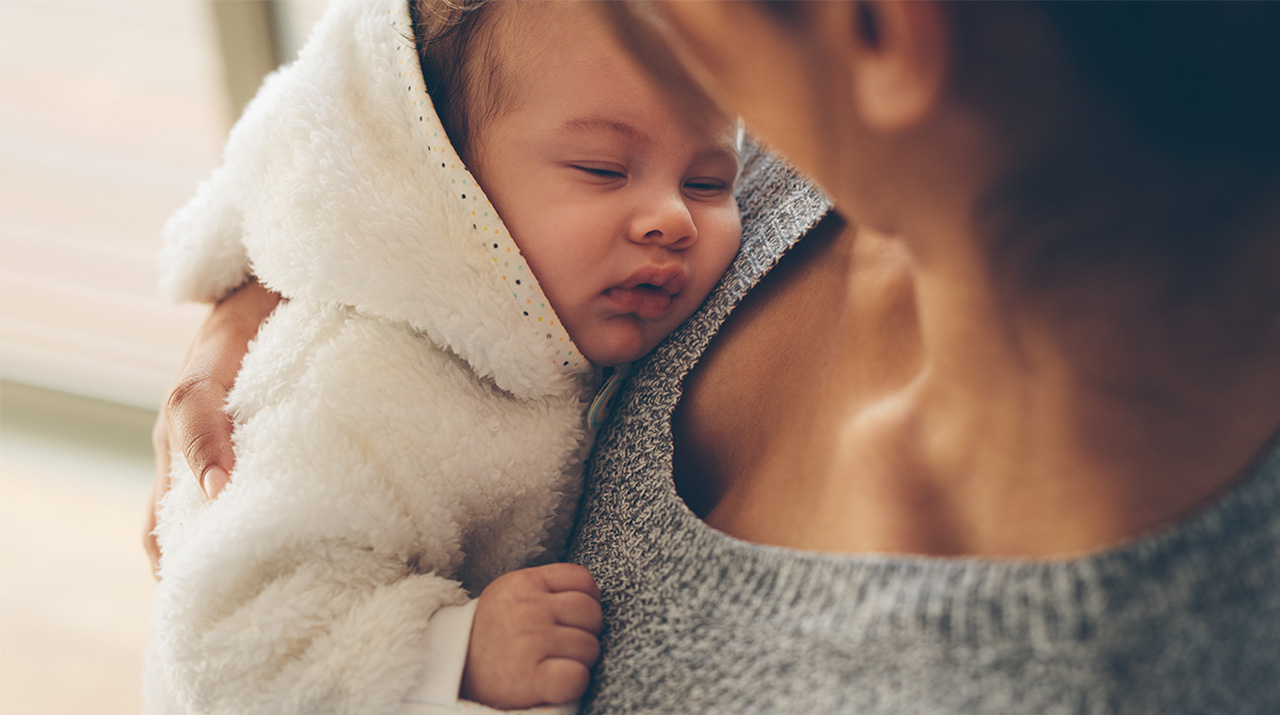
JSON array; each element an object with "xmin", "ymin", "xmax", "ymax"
[
  {"xmin": 621, "ymin": 263, "xmax": 686, "ymax": 297},
  {"xmin": 604, "ymin": 286, "xmax": 676, "ymax": 320}
]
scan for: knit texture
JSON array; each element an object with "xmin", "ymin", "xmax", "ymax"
[{"xmin": 568, "ymin": 144, "xmax": 1280, "ymax": 714}]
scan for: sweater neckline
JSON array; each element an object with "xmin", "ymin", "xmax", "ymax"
[
  {"xmin": 616, "ymin": 144, "xmax": 1280, "ymax": 641},
  {"xmin": 643, "ymin": 434, "xmax": 1279, "ymax": 639}
]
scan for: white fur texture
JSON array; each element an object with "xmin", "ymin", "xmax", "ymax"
[{"xmin": 147, "ymin": 1, "xmax": 596, "ymax": 712}]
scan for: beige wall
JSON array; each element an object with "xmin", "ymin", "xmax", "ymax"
[
  {"xmin": 0, "ymin": 0, "xmax": 224, "ymax": 408},
  {"xmin": 0, "ymin": 2, "xmax": 322, "ymax": 712},
  {"xmin": 0, "ymin": 0, "xmax": 325, "ymax": 410}
]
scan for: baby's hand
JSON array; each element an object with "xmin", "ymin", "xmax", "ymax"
[{"xmin": 461, "ymin": 563, "xmax": 602, "ymax": 709}]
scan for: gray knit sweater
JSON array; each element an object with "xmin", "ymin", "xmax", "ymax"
[{"xmin": 567, "ymin": 145, "xmax": 1280, "ymax": 714}]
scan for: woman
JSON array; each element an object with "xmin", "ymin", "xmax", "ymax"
[{"xmin": 149, "ymin": 2, "xmax": 1280, "ymax": 711}]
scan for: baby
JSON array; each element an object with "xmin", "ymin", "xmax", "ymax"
[{"xmin": 145, "ymin": 0, "xmax": 741, "ymax": 713}]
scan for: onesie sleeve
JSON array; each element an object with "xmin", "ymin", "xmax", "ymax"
[
  {"xmin": 400, "ymin": 600, "xmax": 477, "ymax": 709},
  {"xmin": 157, "ymin": 46, "xmax": 295, "ymax": 304},
  {"xmin": 394, "ymin": 601, "xmax": 581, "ymax": 715},
  {"xmin": 149, "ymin": 465, "xmax": 474, "ymax": 715},
  {"xmin": 148, "ymin": 350, "xmax": 477, "ymax": 715},
  {"xmin": 396, "ymin": 600, "xmax": 476, "ymax": 713},
  {"xmin": 157, "ymin": 165, "xmax": 252, "ymax": 304}
]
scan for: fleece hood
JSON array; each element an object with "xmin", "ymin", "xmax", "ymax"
[{"xmin": 160, "ymin": 0, "xmax": 593, "ymax": 400}]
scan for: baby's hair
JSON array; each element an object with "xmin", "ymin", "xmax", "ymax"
[{"xmin": 410, "ymin": 0, "xmax": 522, "ymax": 164}]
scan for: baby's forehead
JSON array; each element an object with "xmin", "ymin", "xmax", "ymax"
[
  {"xmin": 478, "ymin": 2, "xmax": 738, "ymax": 155},
  {"xmin": 551, "ymin": 113, "xmax": 739, "ymax": 152}
]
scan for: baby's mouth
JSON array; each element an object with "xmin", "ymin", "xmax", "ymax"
[
  {"xmin": 606, "ymin": 265, "xmax": 687, "ymax": 320},
  {"xmin": 604, "ymin": 285, "xmax": 675, "ymax": 320}
]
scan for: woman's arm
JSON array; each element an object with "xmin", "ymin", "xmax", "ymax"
[{"xmin": 144, "ymin": 278, "xmax": 279, "ymax": 575}]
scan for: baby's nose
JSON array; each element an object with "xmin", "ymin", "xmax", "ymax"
[{"xmin": 632, "ymin": 197, "xmax": 697, "ymax": 249}]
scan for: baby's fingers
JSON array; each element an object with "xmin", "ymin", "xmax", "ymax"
[
  {"xmin": 535, "ymin": 562, "xmax": 601, "ymax": 600},
  {"xmin": 545, "ymin": 627, "xmax": 600, "ymax": 666},
  {"xmin": 553, "ymin": 590, "xmax": 604, "ymax": 635},
  {"xmin": 534, "ymin": 657, "xmax": 591, "ymax": 705}
]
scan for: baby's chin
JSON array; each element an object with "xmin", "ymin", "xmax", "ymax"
[{"xmin": 574, "ymin": 317, "xmax": 669, "ymax": 367}]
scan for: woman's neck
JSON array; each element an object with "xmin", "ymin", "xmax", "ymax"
[
  {"xmin": 872, "ymin": 227, "xmax": 1280, "ymax": 556},
  {"xmin": 692, "ymin": 217, "xmax": 1279, "ymax": 558}
]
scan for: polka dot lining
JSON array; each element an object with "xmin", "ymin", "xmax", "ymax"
[{"xmin": 389, "ymin": 11, "xmax": 590, "ymax": 375}]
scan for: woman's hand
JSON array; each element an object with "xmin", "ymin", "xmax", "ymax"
[{"xmin": 144, "ymin": 279, "xmax": 280, "ymax": 577}]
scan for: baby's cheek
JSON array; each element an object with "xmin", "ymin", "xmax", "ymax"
[
  {"xmin": 708, "ymin": 206, "xmax": 744, "ymax": 255},
  {"xmin": 711, "ymin": 220, "xmax": 745, "ymax": 276}
]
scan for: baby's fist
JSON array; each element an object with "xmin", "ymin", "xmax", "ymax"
[{"xmin": 461, "ymin": 563, "xmax": 602, "ymax": 709}]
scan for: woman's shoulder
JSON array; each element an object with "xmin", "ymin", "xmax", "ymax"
[{"xmin": 568, "ymin": 133, "xmax": 1280, "ymax": 705}]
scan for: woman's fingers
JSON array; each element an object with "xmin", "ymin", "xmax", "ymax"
[
  {"xmin": 169, "ymin": 279, "xmax": 280, "ymax": 498},
  {"xmin": 144, "ymin": 413, "xmax": 169, "ymax": 577},
  {"xmin": 145, "ymin": 279, "xmax": 280, "ymax": 574},
  {"xmin": 166, "ymin": 370, "xmax": 236, "ymax": 498}
]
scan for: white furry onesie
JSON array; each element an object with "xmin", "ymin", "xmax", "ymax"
[{"xmin": 146, "ymin": 1, "xmax": 597, "ymax": 712}]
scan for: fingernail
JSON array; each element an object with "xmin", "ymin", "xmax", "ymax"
[{"xmin": 202, "ymin": 466, "xmax": 229, "ymax": 500}]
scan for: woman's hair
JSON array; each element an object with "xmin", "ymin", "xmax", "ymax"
[
  {"xmin": 409, "ymin": 0, "xmax": 512, "ymax": 163},
  {"xmin": 948, "ymin": 2, "xmax": 1280, "ymax": 323},
  {"xmin": 609, "ymin": 1, "xmax": 1280, "ymax": 317}
]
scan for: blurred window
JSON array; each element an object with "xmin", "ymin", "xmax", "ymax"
[{"xmin": 0, "ymin": 0, "xmax": 323, "ymax": 409}]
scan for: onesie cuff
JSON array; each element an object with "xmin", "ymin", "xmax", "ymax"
[{"xmin": 396, "ymin": 599, "xmax": 478, "ymax": 713}]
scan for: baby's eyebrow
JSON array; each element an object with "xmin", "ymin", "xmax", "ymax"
[
  {"xmin": 558, "ymin": 115, "xmax": 740, "ymax": 167},
  {"xmin": 557, "ymin": 117, "xmax": 652, "ymax": 145},
  {"xmin": 698, "ymin": 132, "xmax": 741, "ymax": 167}
]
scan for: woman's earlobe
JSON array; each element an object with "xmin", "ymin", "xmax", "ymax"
[{"xmin": 848, "ymin": 0, "xmax": 950, "ymax": 132}]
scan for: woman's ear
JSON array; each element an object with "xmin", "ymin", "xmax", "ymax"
[{"xmin": 840, "ymin": 1, "xmax": 949, "ymax": 132}]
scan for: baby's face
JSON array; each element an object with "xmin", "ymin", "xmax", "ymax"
[{"xmin": 470, "ymin": 4, "xmax": 742, "ymax": 366}]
